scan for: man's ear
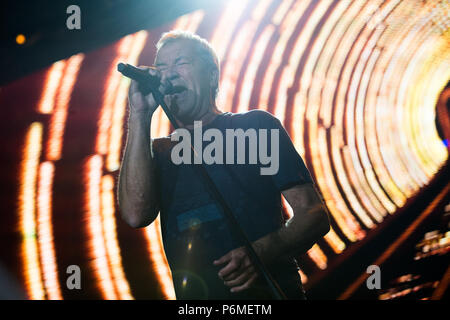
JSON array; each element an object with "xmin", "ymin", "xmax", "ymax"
[{"xmin": 209, "ymin": 68, "xmax": 218, "ymax": 90}]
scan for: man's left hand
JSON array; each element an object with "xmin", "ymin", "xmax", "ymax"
[{"xmin": 213, "ymin": 246, "xmax": 259, "ymax": 293}]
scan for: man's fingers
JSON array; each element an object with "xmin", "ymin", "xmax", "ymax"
[
  {"xmin": 214, "ymin": 247, "xmax": 253, "ymax": 280},
  {"xmin": 224, "ymin": 268, "xmax": 255, "ymax": 287},
  {"xmin": 217, "ymin": 259, "xmax": 241, "ymax": 279},
  {"xmin": 213, "ymin": 252, "xmax": 231, "ymax": 266},
  {"xmin": 222, "ymin": 256, "xmax": 252, "ymax": 281},
  {"xmin": 129, "ymin": 66, "xmax": 156, "ymax": 93},
  {"xmin": 223, "ymin": 263, "xmax": 254, "ymax": 281},
  {"xmin": 222, "ymin": 269, "xmax": 241, "ymax": 282},
  {"xmin": 230, "ymin": 274, "xmax": 258, "ymax": 293}
]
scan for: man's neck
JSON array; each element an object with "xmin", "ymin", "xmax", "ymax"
[{"xmin": 178, "ymin": 107, "xmax": 222, "ymax": 130}]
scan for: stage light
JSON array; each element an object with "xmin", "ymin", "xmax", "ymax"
[
  {"xmin": 16, "ymin": 34, "xmax": 26, "ymax": 45},
  {"xmin": 85, "ymin": 155, "xmax": 118, "ymax": 300},
  {"xmin": 47, "ymin": 54, "xmax": 84, "ymax": 161},
  {"xmin": 37, "ymin": 61, "xmax": 66, "ymax": 114},
  {"xmin": 37, "ymin": 162, "xmax": 62, "ymax": 300},
  {"xmin": 19, "ymin": 122, "xmax": 45, "ymax": 299}
]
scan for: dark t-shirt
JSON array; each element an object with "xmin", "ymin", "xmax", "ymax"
[{"xmin": 152, "ymin": 110, "xmax": 313, "ymax": 299}]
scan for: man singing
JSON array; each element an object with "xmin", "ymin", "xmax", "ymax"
[{"xmin": 117, "ymin": 30, "xmax": 330, "ymax": 299}]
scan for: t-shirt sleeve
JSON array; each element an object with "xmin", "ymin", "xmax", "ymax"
[{"xmin": 257, "ymin": 111, "xmax": 313, "ymax": 191}]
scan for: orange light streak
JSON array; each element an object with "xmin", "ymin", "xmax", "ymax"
[
  {"xmin": 357, "ymin": 47, "xmax": 396, "ymax": 215},
  {"xmin": 260, "ymin": 0, "xmax": 311, "ymax": 111},
  {"xmin": 275, "ymin": 0, "xmax": 332, "ymax": 122},
  {"xmin": 307, "ymin": 244, "xmax": 327, "ymax": 270},
  {"xmin": 101, "ymin": 175, "xmax": 133, "ymax": 299},
  {"xmin": 37, "ymin": 161, "xmax": 62, "ymax": 299},
  {"xmin": 319, "ymin": 0, "xmax": 366, "ymax": 128},
  {"xmin": 363, "ymin": 0, "xmax": 410, "ymax": 207},
  {"xmin": 237, "ymin": 25, "xmax": 275, "ymax": 113},
  {"xmin": 291, "ymin": 0, "xmax": 364, "ymax": 245},
  {"xmin": 217, "ymin": 0, "xmax": 273, "ymax": 112},
  {"xmin": 107, "ymin": 31, "xmax": 148, "ymax": 172},
  {"xmin": 37, "ymin": 61, "xmax": 66, "ymax": 114},
  {"xmin": 97, "ymin": 35, "xmax": 135, "ymax": 156},
  {"xmin": 47, "ymin": 54, "xmax": 84, "ymax": 160},
  {"xmin": 144, "ymin": 219, "xmax": 176, "ymax": 299},
  {"xmin": 324, "ymin": 126, "xmax": 366, "ymax": 241},
  {"xmin": 19, "ymin": 122, "xmax": 45, "ymax": 299},
  {"xmin": 345, "ymin": 26, "xmax": 386, "ymax": 223},
  {"xmin": 330, "ymin": 0, "xmax": 385, "ymax": 229},
  {"xmin": 379, "ymin": 31, "xmax": 425, "ymax": 194},
  {"xmin": 272, "ymin": 0, "xmax": 295, "ymax": 25},
  {"xmin": 323, "ymin": 228, "xmax": 346, "ymax": 254},
  {"xmin": 172, "ymin": 10, "xmax": 204, "ymax": 32},
  {"xmin": 298, "ymin": 268, "xmax": 308, "ymax": 284},
  {"xmin": 94, "ymin": 31, "xmax": 149, "ymax": 300},
  {"xmin": 395, "ymin": 26, "xmax": 447, "ymax": 180},
  {"xmin": 84, "ymin": 155, "xmax": 118, "ymax": 299},
  {"xmin": 376, "ymin": 9, "xmax": 435, "ymax": 198},
  {"xmin": 210, "ymin": 0, "xmax": 251, "ymax": 61}
]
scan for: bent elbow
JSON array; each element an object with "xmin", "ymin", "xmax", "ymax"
[
  {"xmin": 319, "ymin": 218, "xmax": 330, "ymax": 237},
  {"xmin": 317, "ymin": 209, "xmax": 330, "ymax": 237},
  {"xmin": 119, "ymin": 206, "xmax": 158, "ymax": 229},
  {"xmin": 125, "ymin": 216, "xmax": 151, "ymax": 228}
]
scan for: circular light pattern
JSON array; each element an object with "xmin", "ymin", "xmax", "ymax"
[
  {"xmin": 17, "ymin": 0, "xmax": 449, "ymax": 299},
  {"xmin": 16, "ymin": 34, "xmax": 26, "ymax": 45}
]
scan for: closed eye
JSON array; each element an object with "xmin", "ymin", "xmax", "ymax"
[{"xmin": 172, "ymin": 85, "xmax": 186, "ymax": 93}]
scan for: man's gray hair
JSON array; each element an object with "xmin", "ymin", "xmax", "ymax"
[{"xmin": 156, "ymin": 30, "xmax": 220, "ymax": 99}]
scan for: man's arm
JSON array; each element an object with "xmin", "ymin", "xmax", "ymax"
[
  {"xmin": 117, "ymin": 66, "xmax": 163, "ymax": 228},
  {"xmin": 254, "ymin": 183, "xmax": 330, "ymax": 261},
  {"xmin": 214, "ymin": 183, "xmax": 330, "ymax": 292},
  {"xmin": 117, "ymin": 111, "xmax": 160, "ymax": 228}
]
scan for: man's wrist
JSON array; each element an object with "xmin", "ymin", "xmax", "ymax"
[
  {"xmin": 252, "ymin": 236, "xmax": 276, "ymax": 265},
  {"xmin": 129, "ymin": 109, "xmax": 153, "ymax": 123},
  {"xmin": 252, "ymin": 228, "xmax": 288, "ymax": 265}
]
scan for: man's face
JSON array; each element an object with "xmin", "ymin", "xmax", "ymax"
[{"xmin": 155, "ymin": 39, "xmax": 212, "ymax": 123}]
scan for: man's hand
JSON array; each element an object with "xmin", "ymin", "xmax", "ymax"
[
  {"xmin": 128, "ymin": 66, "xmax": 162, "ymax": 115},
  {"xmin": 213, "ymin": 246, "xmax": 259, "ymax": 293},
  {"xmin": 212, "ymin": 183, "xmax": 330, "ymax": 293}
]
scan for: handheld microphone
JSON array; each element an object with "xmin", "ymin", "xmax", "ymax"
[{"xmin": 117, "ymin": 63, "xmax": 172, "ymax": 95}]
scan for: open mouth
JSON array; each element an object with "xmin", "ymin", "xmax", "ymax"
[{"xmin": 167, "ymin": 85, "xmax": 187, "ymax": 96}]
